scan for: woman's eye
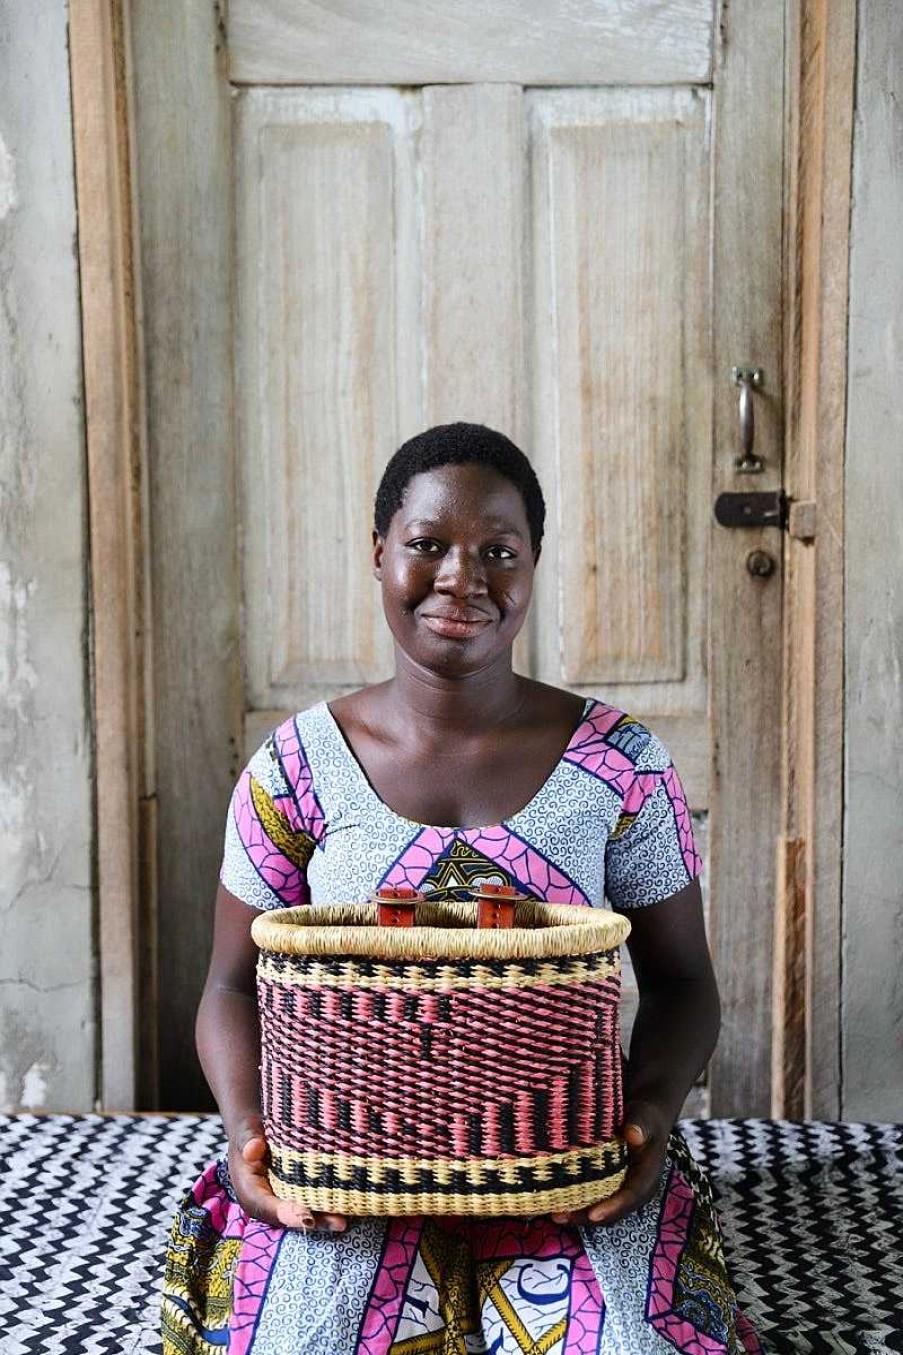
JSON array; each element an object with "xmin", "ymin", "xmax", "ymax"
[
  {"xmin": 486, "ymin": 545, "xmax": 517, "ymax": 561},
  {"xmin": 409, "ymin": 539, "xmax": 442, "ymax": 555}
]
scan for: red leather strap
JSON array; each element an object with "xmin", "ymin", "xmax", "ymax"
[
  {"xmin": 473, "ymin": 883, "xmax": 524, "ymax": 930},
  {"xmin": 372, "ymin": 884, "xmax": 421, "ymax": 928}
]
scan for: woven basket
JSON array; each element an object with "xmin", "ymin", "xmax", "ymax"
[{"xmin": 251, "ymin": 898, "xmax": 632, "ymax": 1217}]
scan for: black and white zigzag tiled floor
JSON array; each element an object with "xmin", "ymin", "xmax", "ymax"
[
  {"xmin": 681, "ymin": 1120, "xmax": 903, "ymax": 1355},
  {"xmin": 0, "ymin": 1116, "xmax": 900, "ymax": 1354}
]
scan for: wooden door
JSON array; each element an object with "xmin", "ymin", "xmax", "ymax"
[{"xmin": 130, "ymin": 1, "xmax": 785, "ymax": 1112}]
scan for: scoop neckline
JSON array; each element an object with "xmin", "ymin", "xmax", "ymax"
[{"xmin": 320, "ymin": 696, "xmax": 595, "ymax": 834}]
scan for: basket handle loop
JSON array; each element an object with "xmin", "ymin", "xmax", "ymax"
[
  {"xmin": 370, "ymin": 882, "xmax": 528, "ymax": 928},
  {"xmin": 473, "ymin": 883, "xmax": 526, "ymax": 930},
  {"xmin": 371, "ymin": 885, "xmax": 422, "ymax": 928}
]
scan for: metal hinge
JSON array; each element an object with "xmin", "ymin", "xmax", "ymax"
[{"xmin": 714, "ymin": 492, "xmax": 817, "ymax": 540}]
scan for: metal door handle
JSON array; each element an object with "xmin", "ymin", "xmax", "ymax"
[{"xmin": 731, "ymin": 366, "xmax": 765, "ymax": 473}]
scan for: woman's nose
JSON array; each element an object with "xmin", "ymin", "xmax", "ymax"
[{"xmin": 434, "ymin": 547, "xmax": 488, "ymax": 597}]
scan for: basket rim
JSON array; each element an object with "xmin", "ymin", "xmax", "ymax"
[{"xmin": 251, "ymin": 899, "xmax": 631, "ymax": 960}]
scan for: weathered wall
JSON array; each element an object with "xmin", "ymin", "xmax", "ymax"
[
  {"xmin": 0, "ymin": 6, "xmax": 95, "ymax": 1109},
  {"xmin": 843, "ymin": 0, "xmax": 903, "ymax": 1120}
]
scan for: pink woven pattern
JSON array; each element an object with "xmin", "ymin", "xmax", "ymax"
[
  {"xmin": 663, "ymin": 765, "xmax": 703, "ymax": 878},
  {"xmin": 232, "ymin": 770, "xmax": 310, "ymax": 906},
  {"xmin": 259, "ymin": 964, "xmax": 623, "ymax": 1161},
  {"xmin": 563, "ymin": 709, "xmax": 640, "ymax": 798},
  {"xmin": 272, "ymin": 720, "xmax": 327, "ymax": 841}
]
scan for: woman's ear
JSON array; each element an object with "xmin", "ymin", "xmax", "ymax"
[{"xmin": 372, "ymin": 530, "xmax": 384, "ymax": 581}]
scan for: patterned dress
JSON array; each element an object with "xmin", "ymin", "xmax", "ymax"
[{"xmin": 161, "ymin": 699, "xmax": 760, "ymax": 1355}]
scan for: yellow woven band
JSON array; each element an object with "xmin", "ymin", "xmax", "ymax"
[
  {"xmin": 267, "ymin": 1138, "xmax": 629, "ymax": 1217},
  {"xmin": 268, "ymin": 1138, "xmax": 625, "ymax": 1188},
  {"xmin": 252, "ymin": 900, "xmax": 631, "ymax": 961},
  {"xmin": 256, "ymin": 951, "xmax": 621, "ymax": 991},
  {"xmin": 268, "ymin": 1176, "xmax": 628, "ymax": 1218}
]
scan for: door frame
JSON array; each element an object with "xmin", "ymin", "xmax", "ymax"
[
  {"xmin": 773, "ymin": 0, "xmax": 856, "ymax": 1120},
  {"xmin": 74, "ymin": 0, "xmax": 856, "ymax": 1113},
  {"xmin": 70, "ymin": 0, "xmax": 150, "ymax": 1109}
]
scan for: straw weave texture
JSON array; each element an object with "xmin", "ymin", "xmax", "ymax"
[
  {"xmin": 254, "ymin": 901, "xmax": 630, "ymax": 1216},
  {"xmin": 266, "ymin": 1141, "xmax": 628, "ymax": 1217},
  {"xmin": 251, "ymin": 899, "xmax": 630, "ymax": 960}
]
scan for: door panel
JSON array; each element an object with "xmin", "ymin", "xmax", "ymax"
[
  {"xmin": 709, "ymin": 0, "xmax": 786, "ymax": 1116},
  {"xmin": 528, "ymin": 90, "xmax": 710, "ymax": 717},
  {"xmin": 229, "ymin": 0, "xmax": 715, "ymax": 86},
  {"xmin": 237, "ymin": 92, "xmax": 412, "ymax": 708},
  {"xmin": 421, "ymin": 85, "xmax": 526, "ymax": 439},
  {"xmin": 129, "ymin": 0, "xmax": 241, "ymax": 1109},
  {"xmin": 237, "ymin": 85, "xmax": 533, "ymax": 714}
]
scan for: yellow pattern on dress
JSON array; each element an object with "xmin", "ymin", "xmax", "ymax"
[
  {"xmin": 388, "ymin": 1222, "xmax": 568, "ymax": 1355},
  {"xmin": 161, "ymin": 1197, "xmax": 241, "ymax": 1355},
  {"xmin": 250, "ymin": 774, "xmax": 315, "ymax": 870}
]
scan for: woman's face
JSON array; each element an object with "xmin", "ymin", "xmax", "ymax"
[{"xmin": 373, "ymin": 463, "xmax": 538, "ymax": 678}]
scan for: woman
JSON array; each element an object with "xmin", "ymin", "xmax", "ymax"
[{"xmin": 162, "ymin": 423, "xmax": 759, "ymax": 1354}]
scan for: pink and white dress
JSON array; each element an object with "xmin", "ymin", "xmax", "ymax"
[{"xmin": 161, "ymin": 699, "xmax": 760, "ymax": 1355}]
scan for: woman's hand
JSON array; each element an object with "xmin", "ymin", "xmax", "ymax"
[
  {"xmin": 229, "ymin": 1117, "xmax": 348, "ymax": 1233},
  {"xmin": 550, "ymin": 1099, "xmax": 671, "ymax": 1228},
  {"xmin": 197, "ymin": 889, "xmax": 348, "ymax": 1234},
  {"xmin": 547, "ymin": 880, "xmax": 719, "ymax": 1229}
]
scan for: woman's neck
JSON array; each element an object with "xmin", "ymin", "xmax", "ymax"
[{"xmin": 382, "ymin": 653, "xmax": 525, "ymax": 741}]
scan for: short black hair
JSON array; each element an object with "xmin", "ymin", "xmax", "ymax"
[{"xmin": 373, "ymin": 423, "xmax": 545, "ymax": 550}]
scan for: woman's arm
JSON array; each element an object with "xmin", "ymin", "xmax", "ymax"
[
  {"xmin": 620, "ymin": 875, "xmax": 720, "ymax": 1127},
  {"xmin": 552, "ymin": 876, "xmax": 719, "ymax": 1226},
  {"xmin": 196, "ymin": 883, "xmax": 346, "ymax": 1231}
]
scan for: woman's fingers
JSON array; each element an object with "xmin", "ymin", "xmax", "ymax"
[
  {"xmin": 586, "ymin": 1117, "xmax": 665, "ymax": 1225},
  {"xmin": 231, "ymin": 1133, "xmax": 307, "ymax": 1227},
  {"xmin": 240, "ymin": 1133, "xmax": 268, "ymax": 1166},
  {"xmin": 231, "ymin": 1135, "xmax": 348, "ymax": 1231},
  {"xmin": 237, "ymin": 1160, "xmax": 320, "ymax": 1229},
  {"xmin": 550, "ymin": 1109, "xmax": 669, "ymax": 1228},
  {"xmin": 316, "ymin": 1212, "xmax": 349, "ymax": 1233},
  {"xmin": 271, "ymin": 1195, "xmax": 348, "ymax": 1232},
  {"xmin": 585, "ymin": 1175, "xmax": 653, "ymax": 1226},
  {"xmin": 230, "ymin": 1139, "xmax": 296, "ymax": 1227}
]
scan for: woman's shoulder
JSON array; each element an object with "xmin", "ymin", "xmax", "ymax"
[
  {"xmin": 521, "ymin": 678, "xmax": 586, "ymax": 727},
  {"xmin": 326, "ymin": 682, "xmax": 392, "ymax": 738},
  {"xmin": 244, "ymin": 702, "xmax": 335, "ymax": 786},
  {"xmin": 552, "ymin": 688, "xmax": 675, "ymax": 775}
]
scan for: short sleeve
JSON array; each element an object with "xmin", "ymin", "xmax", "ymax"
[
  {"xmin": 220, "ymin": 723, "xmax": 320, "ymax": 910},
  {"xmin": 604, "ymin": 745, "xmax": 702, "ymax": 911}
]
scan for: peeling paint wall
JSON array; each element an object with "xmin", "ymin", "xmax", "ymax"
[
  {"xmin": 843, "ymin": 0, "xmax": 903, "ymax": 1120},
  {"xmin": 0, "ymin": 6, "xmax": 95, "ymax": 1109}
]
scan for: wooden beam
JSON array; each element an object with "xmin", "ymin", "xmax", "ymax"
[
  {"xmin": 842, "ymin": 0, "xmax": 903, "ymax": 1120},
  {"xmin": 128, "ymin": 0, "xmax": 242, "ymax": 1108},
  {"xmin": 772, "ymin": 836, "xmax": 808, "ymax": 1117},
  {"xmin": 708, "ymin": 0, "xmax": 786, "ymax": 1117},
  {"xmin": 777, "ymin": 0, "xmax": 855, "ymax": 1119},
  {"xmin": 69, "ymin": 0, "xmax": 149, "ymax": 1108}
]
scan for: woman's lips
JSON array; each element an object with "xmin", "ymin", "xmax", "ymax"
[{"xmin": 420, "ymin": 612, "xmax": 492, "ymax": 639}]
